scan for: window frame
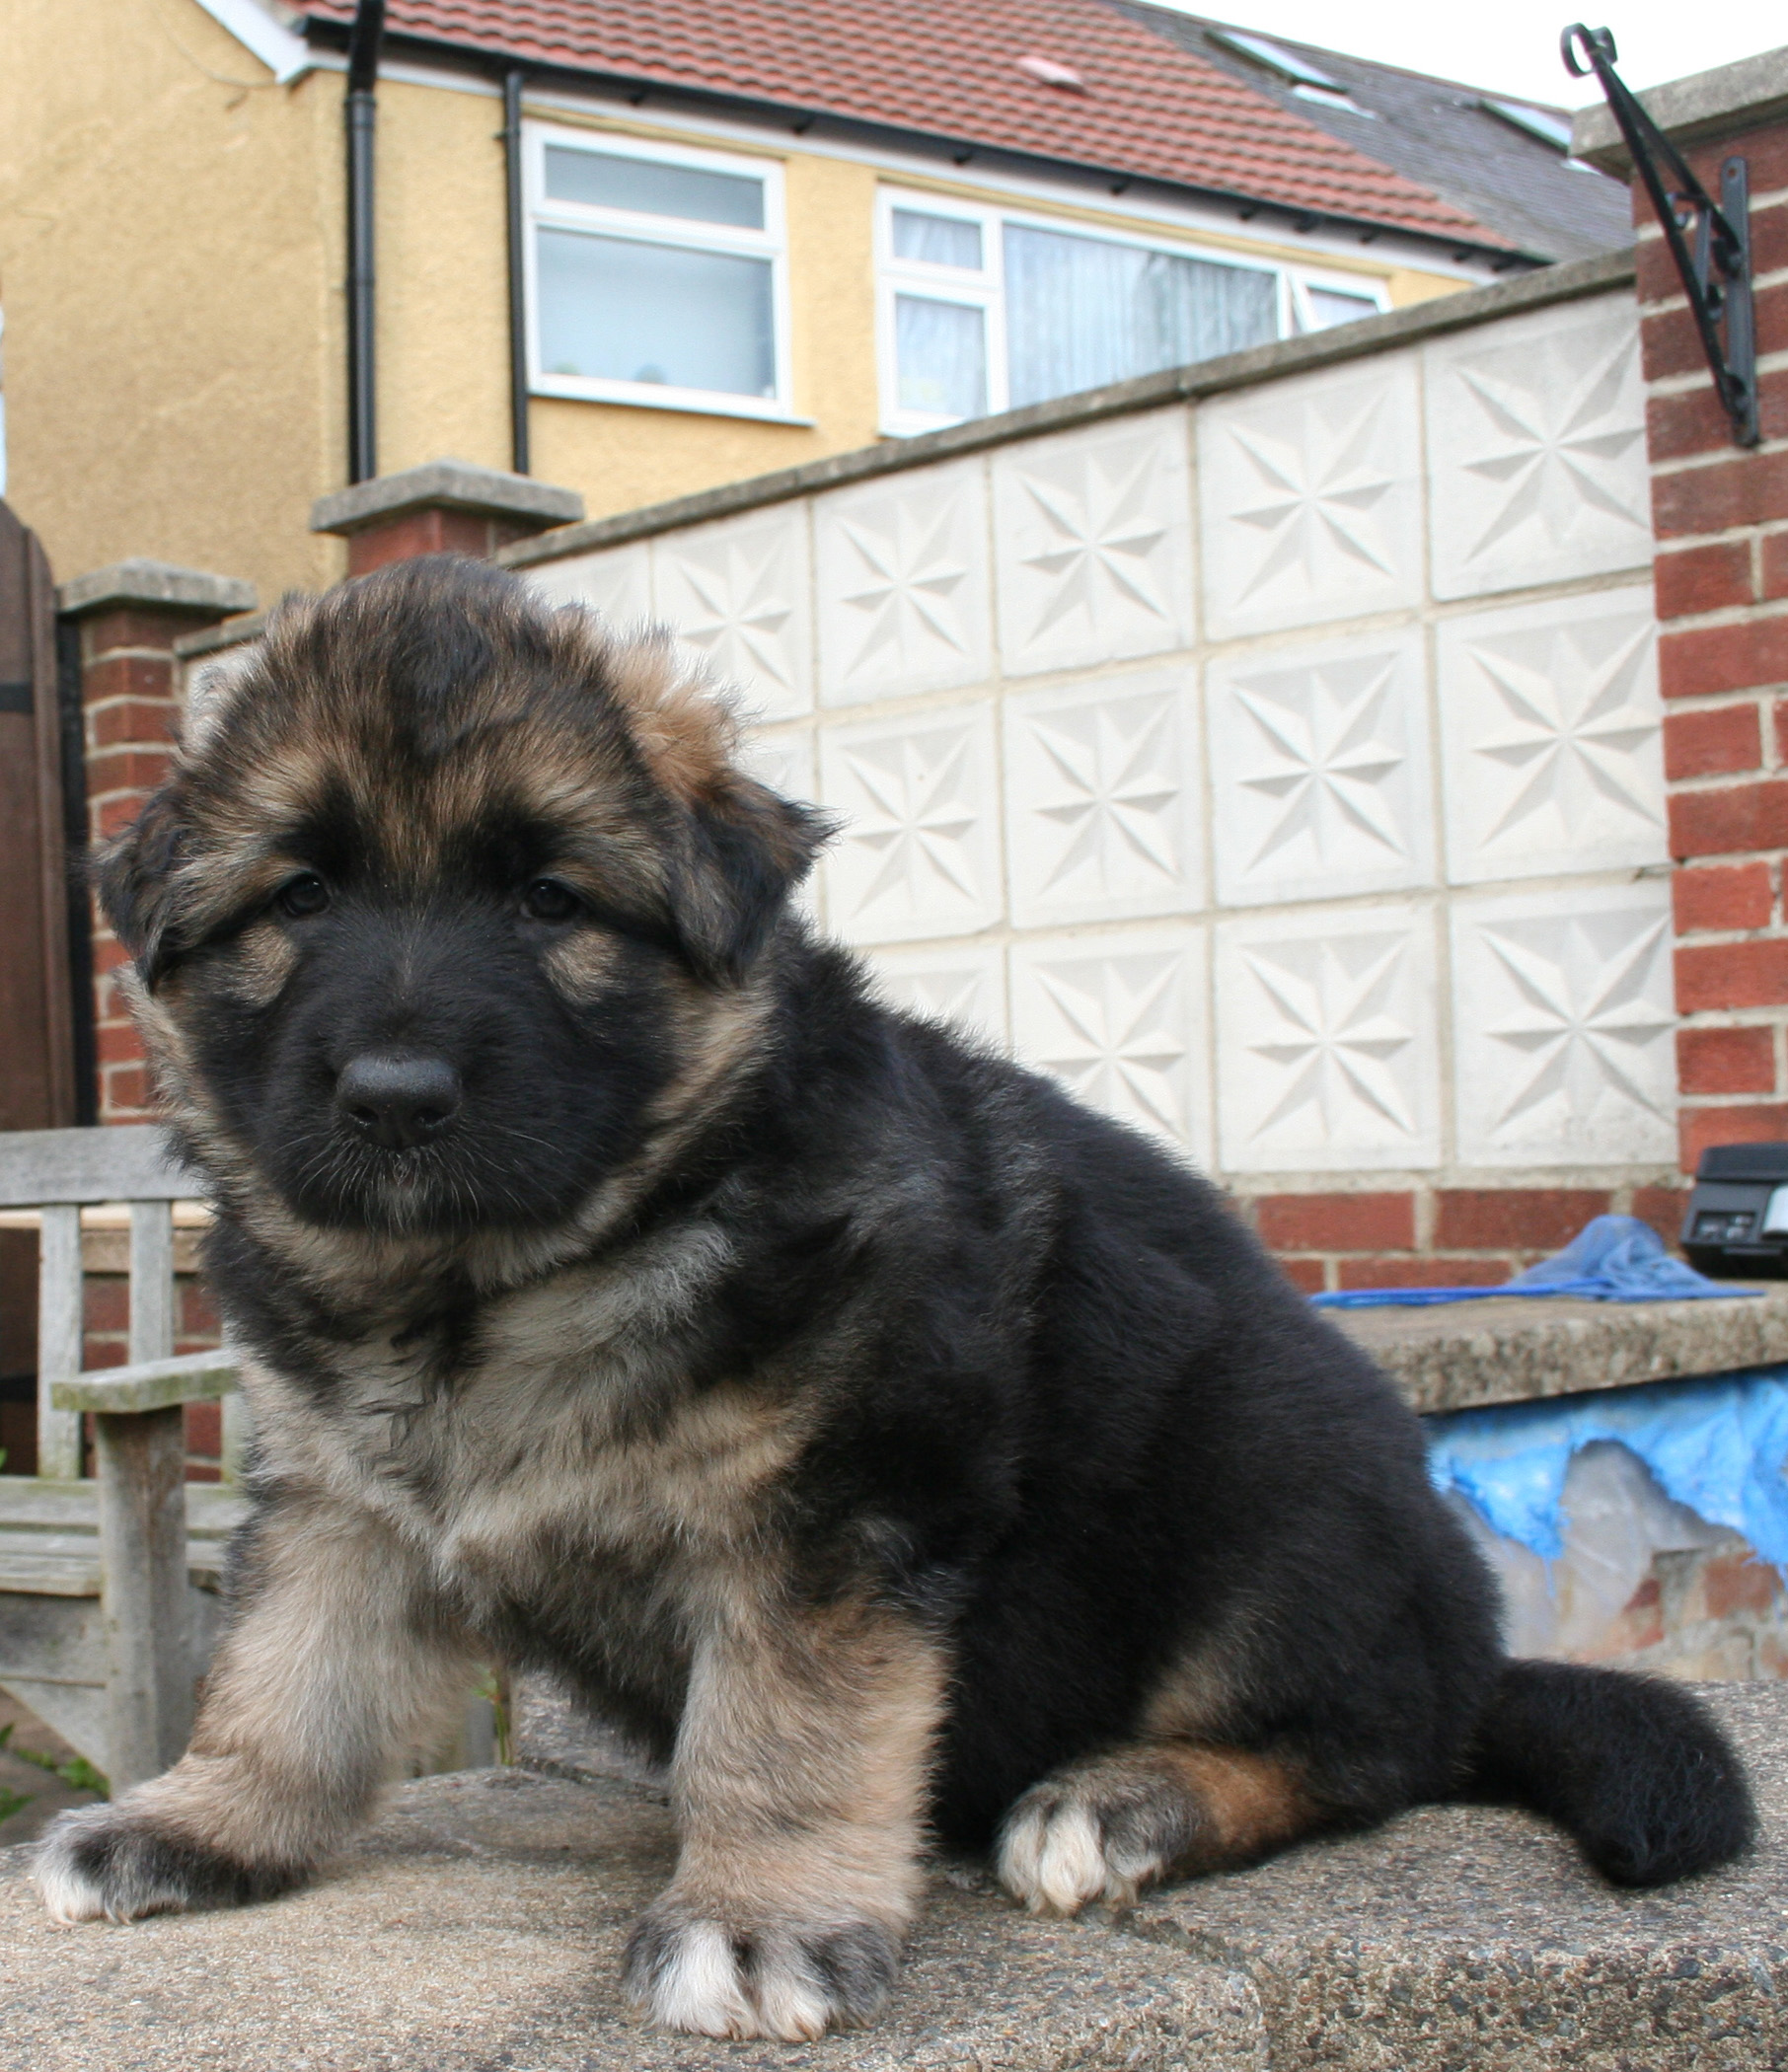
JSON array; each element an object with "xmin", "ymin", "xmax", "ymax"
[
  {"xmin": 874, "ymin": 186, "xmax": 1391, "ymax": 436},
  {"xmin": 525, "ymin": 121, "xmax": 798, "ymax": 422}
]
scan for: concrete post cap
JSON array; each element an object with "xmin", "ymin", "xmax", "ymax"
[
  {"xmin": 1572, "ymin": 45, "xmax": 1788, "ymax": 172},
  {"xmin": 310, "ymin": 460, "xmax": 585, "ymax": 537},
  {"xmin": 56, "ymin": 559, "xmax": 257, "ymax": 619}
]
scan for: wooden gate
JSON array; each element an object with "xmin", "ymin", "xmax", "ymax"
[{"xmin": 0, "ymin": 500, "xmax": 88, "ymax": 1467}]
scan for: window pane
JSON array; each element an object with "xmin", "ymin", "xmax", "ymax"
[
  {"xmin": 1304, "ymin": 287, "xmax": 1379, "ymax": 332},
  {"xmin": 544, "ymin": 146, "xmax": 765, "ymax": 229},
  {"xmin": 1003, "ymin": 224, "xmax": 1278, "ymax": 408},
  {"xmin": 892, "ymin": 208, "xmax": 983, "ymax": 269},
  {"xmin": 538, "ymin": 229, "xmax": 776, "ymax": 397},
  {"xmin": 895, "ymin": 296, "xmax": 987, "ymax": 419}
]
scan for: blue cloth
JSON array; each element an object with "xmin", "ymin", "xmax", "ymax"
[
  {"xmin": 1426, "ymin": 1366, "xmax": 1788, "ymax": 1567},
  {"xmin": 1310, "ymin": 1215, "xmax": 1757, "ymax": 1310}
]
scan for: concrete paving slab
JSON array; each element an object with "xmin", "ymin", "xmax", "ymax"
[
  {"xmin": 1, "ymin": 1685, "xmax": 1784, "ymax": 2070},
  {"xmin": 0, "ymin": 1766, "xmax": 1254, "ymax": 2072},
  {"xmin": 1126, "ymin": 1684, "xmax": 1788, "ymax": 2069}
]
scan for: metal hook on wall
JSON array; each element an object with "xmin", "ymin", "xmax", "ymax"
[{"xmin": 1563, "ymin": 23, "xmax": 1756, "ymax": 448}]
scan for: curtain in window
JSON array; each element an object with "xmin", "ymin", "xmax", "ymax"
[
  {"xmin": 1004, "ymin": 224, "xmax": 1278, "ymax": 408},
  {"xmin": 895, "ymin": 295, "xmax": 987, "ymax": 418}
]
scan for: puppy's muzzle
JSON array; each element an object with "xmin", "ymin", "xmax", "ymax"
[{"xmin": 335, "ymin": 1051, "xmax": 463, "ymax": 1151}]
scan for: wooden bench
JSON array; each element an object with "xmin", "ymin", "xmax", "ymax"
[{"xmin": 0, "ymin": 1127, "xmax": 246, "ymax": 1792}]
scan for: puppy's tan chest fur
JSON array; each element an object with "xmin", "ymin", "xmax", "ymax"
[{"xmin": 253, "ymin": 1229, "xmax": 803, "ymax": 1618}]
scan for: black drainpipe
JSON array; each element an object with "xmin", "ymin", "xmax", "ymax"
[
  {"xmin": 503, "ymin": 69, "xmax": 531, "ymax": 476},
  {"xmin": 344, "ymin": 0, "xmax": 387, "ymax": 483}
]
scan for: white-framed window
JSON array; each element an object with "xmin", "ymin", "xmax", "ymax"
[
  {"xmin": 526, "ymin": 123, "xmax": 795, "ymax": 420},
  {"xmin": 876, "ymin": 188, "xmax": 1389, "ymax": 435}
]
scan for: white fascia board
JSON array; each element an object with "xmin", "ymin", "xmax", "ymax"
[{"xmin": 188, "ymin": 0, "xmax": 313, "ymax": 85}]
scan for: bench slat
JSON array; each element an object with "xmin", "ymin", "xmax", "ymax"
[
  {"xmin": 128, "ymin": 1201, "xmax": 176, "ymax": 1366},
  {"xmin": 36, "ymin": 1206, "xmax": 83, "ymax": 1481},
  {"xmin": 0, "ymin": 1126, "xmax": 188, "ymax": 1207}
]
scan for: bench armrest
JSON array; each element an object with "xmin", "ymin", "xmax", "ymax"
[{"xmin": 51, "ymin": 1351, "xmax": 241, "ymax": 1416}]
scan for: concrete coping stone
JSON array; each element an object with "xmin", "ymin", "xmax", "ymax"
[
  {"xmin": 1337, "ymin": 1285, "xmax": 1788, "ymax": 1415},
  {"xmin": 498, "ymin": 247, "xmax": 1634, "ymax": 570},
  {"xmin": 174, "ymin": 611, "xmax": 269, "ymax": 662},
  {"xmin": 1574, "ymin": 46, "xmax": 1788, "ymax": 173},
  {"xmin": 311, "ymin": 459, "xmax": 586, "ymax": 537},
  {"xmin": 3, "ymin": 1682, "xmax": 1782, "ymax": 2068},
  {"xmin": 55, "ymin": 559, "xmax": 257, "ymax": 620}
]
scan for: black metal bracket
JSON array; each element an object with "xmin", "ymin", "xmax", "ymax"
[{"xmin": 1563, "ymin": 23, "xmax": 1757, "ymax": 448}]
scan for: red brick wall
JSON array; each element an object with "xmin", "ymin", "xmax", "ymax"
[
  {"xmin": 1243, "ymin": 1182, "xmax": 1689, "ymax": 1295},
  {"xmin": 1648, "ymin": 115, "xmax": 1788, "ymax": 1173},
  {"xmin": 73, "ymin": 604, "xmax": 221, "ymax": 1125}
]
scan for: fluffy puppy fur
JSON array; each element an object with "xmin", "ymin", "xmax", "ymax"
[{"xmin": 35, "ymin": 557, "xmax": 1753, "ymax": 2038}]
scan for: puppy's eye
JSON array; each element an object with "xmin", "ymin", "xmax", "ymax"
[
  {"xmin": 522, "ymin": 878, "xmax": 582, "ymax": 924},
  {"xmin": 275, "ymin": 873, "xmax": 330, "ymax": 919}
]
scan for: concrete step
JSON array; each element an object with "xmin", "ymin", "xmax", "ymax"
[{"xmin": 1, "ymin": 1682, "xmax": 1783, "ymax": 2069}]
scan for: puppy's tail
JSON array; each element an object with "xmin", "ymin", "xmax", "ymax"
[{"xmin": 1462, "ymin": 1659, "xmax": 1754, "ymax": 1886}]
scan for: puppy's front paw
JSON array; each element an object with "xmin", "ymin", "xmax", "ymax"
[
  {"xmin": 35, "ymin": 1803, "xmax": 302, "ymax": 1925},
  {"xmin": 623, "ymin": 1893, "xmax": 900, "ymax": 2039}
]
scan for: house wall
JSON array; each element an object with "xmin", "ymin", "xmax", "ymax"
[
  {"xmin": 0, "ymin": 0, "xmax": 342, "ymax": 604},
  {"xmin": 2, "ymin": 0, "xmax": 1483, "ymax": 610},
  {"xmin": 507, "ymin": 255, "xmax": 1675, "ymax": 1287}
]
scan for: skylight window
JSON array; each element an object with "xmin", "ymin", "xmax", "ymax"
[
  {"xmin": 1481, "ymin": 99, "xmax": 1575, "ymax": 151},
  {"xmin": 1205, "ymin": 27, "xmax": 1339, "ymax": 91}
]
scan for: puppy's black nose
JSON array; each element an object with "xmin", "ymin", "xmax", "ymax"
[{"xmin": 335, "ymin": 1052, "xmax": 462, "ymax": 1150}]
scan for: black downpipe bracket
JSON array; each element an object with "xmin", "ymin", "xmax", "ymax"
[
  {"xmin": 345, "ymin": 0, "xmax": 388, "ymax": 483},
  {"xmin": 503, "ymin": 70, "xmax": 531, "ymax": 476},
  {"xmin": 1564, "ymin": 24, "xmax": 1757, "ymax": 449}
]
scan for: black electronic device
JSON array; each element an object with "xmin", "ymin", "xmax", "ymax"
[{"xmin": 1681, "ymin": 1143, "xmax": 1788, "ymax": 1278}]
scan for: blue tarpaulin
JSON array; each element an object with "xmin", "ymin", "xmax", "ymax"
[
  {"xmin": 1426, "ymin": 1367, "xmax": 1788, "ymax": 1567},
  {"xmin": 1312, "ymin": 1215, "xmax": 1759, "ymax": 1310}
]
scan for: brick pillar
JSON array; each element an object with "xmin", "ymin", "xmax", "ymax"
[
  {"xmin": 1577, "ymin": 59, "xmax": 1788, "ymax": 1175},
  {"xmin": 55, "ymin": 560, "xmax": 257, "ymax": 1125},
  {"xmin": 311, "ymin": 459, "xmax": 583, "ymax": 576}
]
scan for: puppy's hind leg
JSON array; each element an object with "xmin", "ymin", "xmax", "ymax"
[
  {"xmin": 36, "ymin": 1494, "xmax": 479, "ymax": 1926},
  {"xmin": 996, "ymin": 1740, "xmax": 1318, "ymax": 1914}
]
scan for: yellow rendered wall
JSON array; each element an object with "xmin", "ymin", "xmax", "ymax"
[
  {"xmin": 0, "ymin": 5, "xmax": 1478, "ymax": 597},
  {"xmin": 0, "ymin": 0, "xmax": 341, "ymax": 603}
]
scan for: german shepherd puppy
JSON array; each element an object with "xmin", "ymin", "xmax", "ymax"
[{"xmin": 37, "ymin": 557, "xmax": 1752, "ymax": 2039}]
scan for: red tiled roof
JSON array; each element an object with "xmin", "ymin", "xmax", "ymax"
[{"xmin": 301, "ymin": 0, "xmax": 1517, "ymax": 250}]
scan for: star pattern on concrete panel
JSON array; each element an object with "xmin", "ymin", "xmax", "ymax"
[
  {"xmin": 837, "ymin": 497, "xmax": 972, "ymax": 678},
  {"xmin": 1028, "ymin": 954, "xmax": 1189, "ymax": 1140},
  {"xmin": 1227, "ymin": 390, "xmax": 1399, "ymax": 603},
  {"xmin": 1231, "ymin": 655, "xmax": 1406, "ymax": 872},
  {"xmin": 839, "ymin": 728, "xmax": 982, "ymax": 919},
  {"xmin": 665, "ymin": 534, "xmax": 798, "ymax": 692},
  {"xmin": 1467, "ymin": 619, "xmax": 1660, "ymax": 849},
  {"xmin": 1011, "ymin": 444, "xmax": 1171, "ymax": 642},
  {"xmin": 1240, "ymin": 934, "xmax": 1416, "ymax": 1146},
  {"xmin": 1455, "ymin": 329, "xmax": 1645, "ymax": 564},
  {"xmin": 1479, "ymin": 911, "xmax": 1674, "ymax": 1138},
  {"xmin": 1028, "ymin": 696, "xmax": 1180, "ymax": 895}
]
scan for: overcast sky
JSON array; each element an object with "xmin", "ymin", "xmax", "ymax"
[{"xmin": 1141, "ymin": 2, "xmax": 1784, "ymax": 110}]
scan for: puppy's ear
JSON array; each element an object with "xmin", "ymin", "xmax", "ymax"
[
  {"xmin": 674, "ymin": 778, "xmax": 831, "ymax": 983},
  {"xmin": 601, "ymin": 631, "xmax": 831, "ymax": 983},
  {"xmin": 94, "ymin": 784, "xmax": 188, "ymax": 992}
]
